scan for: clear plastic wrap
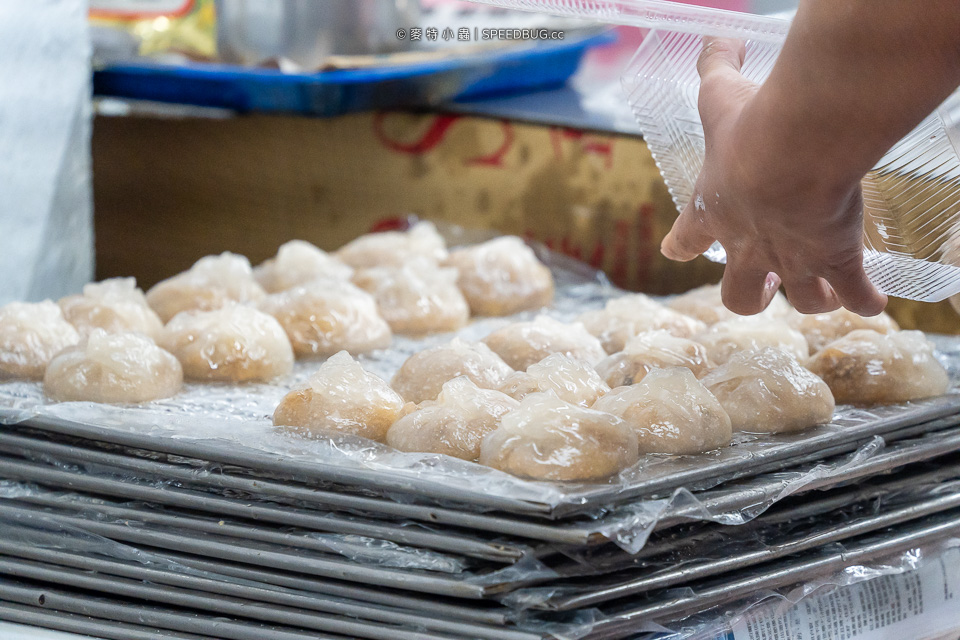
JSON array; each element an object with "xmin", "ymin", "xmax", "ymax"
[
  {"xmin": 352, "ymin": 258, "xmax": 470, "ymax": 335},
  {"xmin": 0, "ymin": 300, "xmax": 80, "ymax": 381},
  {"xmin": 335, "ymin": 220, "xmax": 448, "ymax": 269},
  {"xmin": 273, "ymin": 351, "xmax": 404, "ymax": 443},
  {"xmin": 578, "ymin": 294, "xmax": 705, "ymax": 354},
  {"xmin": 807, "ymin": 330, "xmax": 950, "ymax": 406},
  {"xmin": 481, "ymin": 315, "xmax": 606, "ymax": 371},
  {"xmin": 499, "ymin": 353, "xmax": 610, "ymax": 408},
  {"xmin": 58, "ymin": 277, "xmax": 163, "ymax": 340},
  {"xmin": 160, "ymin": 304, "xmax": 294, "ymax": 383},
  {"xmin": 701, "ymin": 347, "xmax": 835, "ymax": 434},
  {"xmin": 696, "ymin": 316, "xmax": 809, "ymax": 365},
  {"xmin": 479, "ymin": 391, "xmax": 639, "ymax": 482},
  {"xmin": 145, "ymin": 252, "xmax": 267, "ymax": 323},
  {"xmin": 385, "ymin": 377, "xmax": 518, "ymax": 462},
  {"xmin": 593, "ymin": 368, "xmax": 732, "ymax": 455},
  {"xmin": 445, "ymin": 236, "xmax": 555, "ymax": 317},
  {"xmin": 44, "ymin": 330, "xmax": 183, "ymax": 404},
  {"xmin": 253, "ymin": 239, "xmax": 354, "ymax": 293},
  {"xmin": 258, "ymin": 278, "xmax": 392, "ymax": 358},
  {"xmin": 390, "ymin": 338, "xmax": 515, "ymax": 404},
  {"xmin": 594, "ymin": 330, "xmax": 714, "ymax": 388}
]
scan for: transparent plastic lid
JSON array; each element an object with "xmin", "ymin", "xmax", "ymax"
[
  {"xmin": 471, "ymin": 0, "xmax": 960, "ymax": 303},
  {"xmin": 471, "ymin": 0, "xmax": 789, "ymax": 41}
]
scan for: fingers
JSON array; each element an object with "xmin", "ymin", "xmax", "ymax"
[
  {"xmin": 661, "ymin": 199, "xmax": 716, "ymax": 262},
  {"xmin": 721, "ymin": 264, "xmax": 781, "ymax": 315},
  {"xmin": 823, "ymin": 255, "xmax": 888, "ymax": 316},
  {"xmin": 781, "ymin": 277, "xmax": 841, "ymax": 314}
]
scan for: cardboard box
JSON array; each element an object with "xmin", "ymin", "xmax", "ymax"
[{"xmin": 92, "ymin": 109, "xmax": 959, "ymax": 332}]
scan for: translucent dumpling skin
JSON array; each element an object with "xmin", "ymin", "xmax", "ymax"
[
  {"xmin": 482, "ymin": 315, "xmax": 606, "ymax": 371},
  {"xmin": 259, "ymin": 279, "xmax": 392, "ymax": 358},
  {"xmin": 578, "ymin": 294, "xmax": 705, "ymax": 354},
  {"xmin": 696, "ymin": 317, "xmax": 808, "ymax": 365},
  {"xmin": 445, "ymin": 236, "xmax": 554, "ymax": 316},
  {"xmin": 0, "ymin": 301, "xmax": 80, "ymax": 380},
  {"xmin": 500, "ymin": 353, "xmax": 610, "ymax": 407},
  {"xmin": 336, "ymin": 221, "xmax": 448, "ymax": 269},
  {"xmin": 701, "ymin": 347, "xmax": 835, "ymax": 433},
  {"xmin": 805, "ymin": 330, "xmax": 949, "ymax": 405},
  {"xmin": 498, "ymin": 352, "xmax": 610, "ymax": 407},
  {"xmin": 254, "ymin": 240, "xmax": 353, "ymax": 293},
  {"xmin": 594, "ymin": 330, "xmax": 714, "ymax": 388},
  {"xmin": 592, "ymin": 368, "xmax": 732, "ymax": 454},
  {"xmin": 161, "ymin": 305, "xmax": 294, "ymax": 382},
  {"xmin": 274, "ymin": 351, "xmax": 404, "ymax": 441},
  {"xmin": 787, "ymin": 307, "xmax": 899, "ymax": 354},
  {"xmin": 390, "ymin": 338, "xmax": 514, "ymax": 404},
  {"xmin": 146, "ymin": 253, "xmax": 266, "ymax": 323},
  {"xmin": 352, "ymin": 259, "xmax": 469, "ymax": 335},
  {"xmin": 44, "ymin": 330, "xmax": 182, "ymax": 403},
  {"xmin": 667, "ymin": 283, "xmax": 792, "ymax": 325},
  {"xmin": 386, "ymin": 377, "xmax": 519, "ymax": 461},
  {"xmin": 479, "ymin": 391, "xmax": 639, "ymax": 481},
  {"xmin": 59, "ymin": 278, "xmax": 163, "ymax": 340}
]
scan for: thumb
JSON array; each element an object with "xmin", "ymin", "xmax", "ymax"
[
  {"xmin": 661, "ymin": 197, "xmax": 717, "ymax": 262},
  {"xmin": 697, "ymin": 37, "xmax": 751, "ymax": 130},
  {"xmin": 697, "ymin": 37, "xmax": 745, "ymax": 78}
]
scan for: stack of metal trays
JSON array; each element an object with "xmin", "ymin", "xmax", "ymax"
[
  {"xmin": 3, "ymin": 393, "xmax": 960, "ymax": 640},
  {"xmin": 2, "ymin": 259, "xmax": 960, "ymax": 638}
]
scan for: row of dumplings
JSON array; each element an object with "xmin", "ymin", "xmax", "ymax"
[
  {"xmin": 272, "ymin": 287, "xmax": 950, "ymax": 481},
  {"xmin": 0, "ymin": 224, "xmax": 556, "ymax": 401}
]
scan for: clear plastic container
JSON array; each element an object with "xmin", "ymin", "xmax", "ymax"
[{"xmin": 472, "ymin": 0, "xmax": 960, "ymax": 302}]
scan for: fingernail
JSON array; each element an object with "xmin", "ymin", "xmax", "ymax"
[
  {"xmin": 660, "ymin": 238, "xmax": 677, "ymax": 260},
  {"xmin": 764, "ymin": 272, "xmax": 781, "ymax": 291}
]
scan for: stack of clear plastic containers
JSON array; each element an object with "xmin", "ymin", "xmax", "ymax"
[{"xmin": 474, "ymin": 0, "xmax": 960, "ymax": 302}]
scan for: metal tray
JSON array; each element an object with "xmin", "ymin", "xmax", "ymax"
[
  {"xmin": 5, "ymin": 418, "xmax": 960, "ymax": 561},
  {"xmin": 0, "ymin": 555, "xmax": 529, "ymax": 640},
  {"xmin": 7, "ymin": 393, "xmax": 960, "ymax": 519},
  {"xmin": 539, "ymin": 487, "xmax": 960, "ymax": 610},
  {"xmin": 3, "ymin": 511, "xmax": 959, "ymax": 640},
  {"xmin": 0, "ymin": 578, "xmax": 358, "ymax": 640},
  {"xmin": 547, "ymin": 454, "xmax": 960, "ymax": 570},
  {"xmin": 0, "ymin": 601, "xmax": 213, "ymax": 640},
  {"xmin": 0, "ymin": 427, "xmax": 571, "ymax": 546},
  {"xmin": 0, "ymin": 523, "xmax": 508, "ymax": 626},
  {"xmin": 4, "ymin": 450, "xmax": 960, "ymax": 606},
  {"xmin": 584, "ymin": 510, "xmax": 960, "ymax": 640},
  {"xmin": 0, "ymin": 501, "xmax": 495, "ymax": 600},
  {"xmin": 0, "ymin": 453, "xmax": 523, "ymax": 563}
]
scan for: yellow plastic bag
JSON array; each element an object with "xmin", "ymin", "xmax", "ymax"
[{"xmin": 90, "ymin": 0, "xmax": 215, "ymax": 59}]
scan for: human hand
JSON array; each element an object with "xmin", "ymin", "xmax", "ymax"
[{"xmin": 660, "ymin": 37, "xmax": 888, "ymax": 317}]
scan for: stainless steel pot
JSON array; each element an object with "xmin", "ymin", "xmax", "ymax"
[{"xmin": 216, "ymin": 0, "xmax": 421, "ymax": 68}]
